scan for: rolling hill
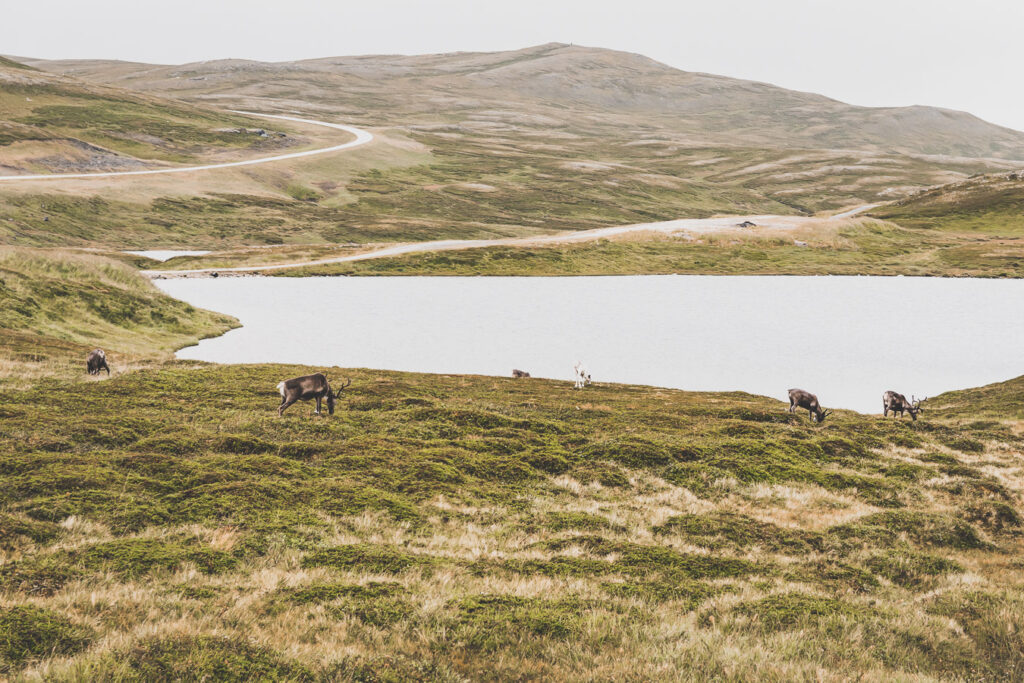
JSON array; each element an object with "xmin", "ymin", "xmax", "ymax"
[
  {"xmin": 2, "ymin": 44, "xmax": 1022, "ymax": 254},
  {"xmin": 872, "ymin": 169, "xmax": 1024, "ymax": 235},
  {"xmin": 24, "ymin": 43, "xmax": 1024, "ymax": 160},
  {"xmin": 0, "ymin": 56, "xmax": 305, "ymax": 174}
]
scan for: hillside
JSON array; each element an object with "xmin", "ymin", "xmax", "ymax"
[
  {"xmin": 872, "ymin": 169, "xmax": 1024, "ymax": 235},
  {"xmin": 25, "ymin": 43, "xmax": 1024, "ymax": 160},
  {"xmin": 0, "ymin": 44, "xmax": 1021, "ymax": 273},
  {"xmin": 0, "ymin": 56, "xmax": 306, "ymax": 174},
  {"xmin": 0, "ymin": 248, "xmax": 236, "ymax": 388}
]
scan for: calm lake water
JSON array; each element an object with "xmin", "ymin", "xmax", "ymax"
[
  {"xmin": 155, "ymin": 275, "xmax": 1024, "ymax": 414},
  {"xmin": 127, "ymin": 250, "xmax": 210, "ymax": 262}
]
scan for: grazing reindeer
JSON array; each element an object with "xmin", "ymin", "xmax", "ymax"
[
  {"xmin": 883, "ymin": 391, "xmax": 925, "ymax": 420},
  {"xmin": 573, "ymin": 362, "xmax": 592, "ymax": 389},
  {"xmin": 788, "ymin": 388, "xmax": 832, "ymax": 423},
  {"xmin": 512, "ymin": 369, "xmax": 531, "ymax": 378},
  {"xmin": 277, "ymin": 373, "xmax": 351, "ymax": 416},
  {"xmin": 86, "ymin": 348, "xmax": 110, "ymax": 376}
]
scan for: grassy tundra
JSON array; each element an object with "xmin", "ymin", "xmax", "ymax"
[{"xmin": 1, "ymin": 251, "xmax": 1023, "ymax": 680}]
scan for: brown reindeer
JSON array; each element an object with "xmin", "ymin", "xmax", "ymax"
[
  {"xmin": 788, "ymin": 388, "xmax": 832, "ymax": 423},
  {"xmin": 276, "ymin": 373, "xmax": 351, "ymax": 416},
  {"xmin": 512, "ymin": 369, "xmax": 531, "ymax": 378},
  {"xmin": 87, "ymin": 349, "xmax": 110, "ymax": 376},
  {"xmin": 883, "ymin": 391, "xmax": 925, "ymax": 420}
]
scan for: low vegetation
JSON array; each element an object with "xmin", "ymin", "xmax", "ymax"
[
  {"xmin": 264, "ymin": 218, "xmax": 1024, "ymax": 278},
  {"xmin": 0, "ymin": 59, "xmax": 299, "ymax": 168},
  {"xmin": 0, "ymin": 248, "xmax": 234, "ymax": 351},
  {"xmin": 2, "ymin": 265, "xmax": 1023, "ymax": 679},
  {"xmin": 872, "ymin": 170, "xmax": 1024, "ymax": 236}
]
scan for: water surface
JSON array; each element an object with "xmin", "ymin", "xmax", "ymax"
[
  {"xmin": 127, "ymin": 250, "xmax": 210, "ymax": 262},
  {"xmin": 156, "ymin": 275, "xmax": 1024, "ymax": 413}
]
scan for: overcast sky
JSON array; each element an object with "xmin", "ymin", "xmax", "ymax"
[{"xmin": 5, "ymin": 0, "xmax": 1023, "ymax": 131}]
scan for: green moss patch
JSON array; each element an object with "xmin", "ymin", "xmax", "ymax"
[
  {"xmin": 601, "ymin": 577, "xmax": 724, "ymax": 608},
  {"xmin": 448, "ymin": 595, "xmax": 596, "ymax": 651},
  {"xmin": 785, "ymin": 560, "xmax": 881, "ymax": 593},
  {"xmin": 118, "ymin": 635, "xmax": 313, "ymax": 681},
  {"xmin": 301, "ymin": 544, "xmax": 441, "ymax": 575},
  {"xmin": 1, "ymin": 538, "xmax": 235, "ymax": 595},
  {"xmin": 865, "ymin": 551, "xmax": 963, "ymax": 588},
  {"xmin": 652, "ymin": 512, "xmax": 822, "ymax": 553},
  {"xmin": 272, "ymin": 581, "xmax": 412, "ymax": 627},
  {"xmin": 827, "ymin": 511, "xmax": 991, "ymax": 551},
  {"xmin": 544, "ymin": 511, "xmax": 623, "ymax": 533},
  {"xmin": 0, "ymin": 514, "xmax": 59, "ymax": 550},
  {"xmin": 731, "ymin": 592, "xmax": 872, "ymax": 630},
  {"xmin": 0, "ymin": 605, "xmax": 92, "ymax": 670}
]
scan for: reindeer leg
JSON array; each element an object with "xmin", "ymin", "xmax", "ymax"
[
  {"xmin": 314, "ymin": 396, "xmax": 322, "ymax": 415},
  {"xmin": 279, "ymin": 397, "xmax": 297, "ymax": 416}
]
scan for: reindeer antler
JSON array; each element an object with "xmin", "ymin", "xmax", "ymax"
[{"xmin": 334, "ymin": 378, "xmax": 352, "ymax": 398}]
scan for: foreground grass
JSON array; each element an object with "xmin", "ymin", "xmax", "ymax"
[
  {"xmin": 2, "ymin": 358, "xmax": 1023, "ymax": 679},
  {"xmin": 2, "ymin": 249, "xmax": 1023, "ymax": 679}
]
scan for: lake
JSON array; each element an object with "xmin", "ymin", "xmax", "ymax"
[
  {"xmin": 155, "ymin": 275, "xmax": 1024, "ymax": 414},
  {"xmin": 127, "ymin": 250, "xmax": 211, "ymax": 262}
]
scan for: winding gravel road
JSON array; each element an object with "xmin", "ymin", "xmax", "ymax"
[
  {"xmin": 145, "ymin": 208, "xmax": 877, "ymax": 278},
  {"xmin": 0, "ymin": 111, "xmax": 373, "ymax": 181}
]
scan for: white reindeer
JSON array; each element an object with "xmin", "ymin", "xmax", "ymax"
[{"xmin": 573, "ymin": 361, "xmax": 592, "ymax": 389}]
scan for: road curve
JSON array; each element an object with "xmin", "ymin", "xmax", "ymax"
[
  {"xmin": 831, "ymin": 203, "xmax": 879, "ymax": 220},
  {"xmin": 0, "ymin": 111, "xmax": 373, "ymax": 181},
  {"xmin": 145, "ymin": 207, "xmax": 877, "ymax": 278}
]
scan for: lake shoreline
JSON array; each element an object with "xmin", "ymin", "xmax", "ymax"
[{"xmin": 155, "ymin": 273, "xmax": 1024, "ymax": 413}]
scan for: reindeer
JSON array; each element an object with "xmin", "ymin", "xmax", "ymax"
[
  {"xmin": 86, "ymin": 348, "xmax": 110, "ymax": 376},
  {"xmin": 276, "ymin": 373, "xmax": 351, "ymax": 416},
  {"xmin": 573, "ymin": 362, "xmax": 592, "ymax": 389},
  {"xmin": 788, "ymin": 388, "xmax": 832, "ymax": 423},
  {"xmin": 512, "ymin": 369, "xmax": 531, "ymax": 378},
  {"xmin": 883, "ymin": 391, "xmax": 925, "ymax": 420}
]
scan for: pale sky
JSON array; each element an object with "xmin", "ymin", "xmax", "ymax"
[{"xmin": 5, "ymin": 0, "xmax": 1024, "ymax": 131}]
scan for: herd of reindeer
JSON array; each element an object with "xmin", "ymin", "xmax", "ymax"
[{"xmin": 86, "ymin": 349, "xmax": 926, "ymax": 422}]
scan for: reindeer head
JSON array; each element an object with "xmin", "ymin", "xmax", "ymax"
[
  {"xmin": 326, "ymin": 378, "xmax": 351, "ymax": 416},
  {"xmin": 815, "ymin": 408, "xmax": 833, "ymax": 423},
  {"xmin": 909, "ymin": 395, "xmax": 927, "ymax": 421}
]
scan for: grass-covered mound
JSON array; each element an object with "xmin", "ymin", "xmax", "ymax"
[
  {"xmin": 873, "ymin": 171, "xmax": 1024, "ymax": 236},
  {"xmin": 0, "ymin": 247, "xmax": 235, "ymax": 356},
  {"xmin": 2, "ymin": 361, "xmax": 1022, "ymax": 680}
]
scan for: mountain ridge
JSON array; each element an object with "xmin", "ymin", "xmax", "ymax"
[{"xmin": 16, "ymin": 43, "xmax": 1024, "ymax": 160}]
